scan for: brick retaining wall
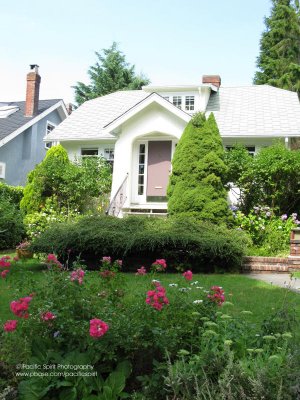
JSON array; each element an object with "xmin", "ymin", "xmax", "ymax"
[{"xmin": 242, "ymin": 256, "xmax": 300, "ymax": 273}]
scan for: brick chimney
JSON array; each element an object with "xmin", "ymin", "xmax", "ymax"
[
  {"xmin": 25, "ymin": 64, "xmax": 41, "ymax": 117},
  {"xmin": 202, "ymin": 75, "xmax": 221, "ymax": 88}
]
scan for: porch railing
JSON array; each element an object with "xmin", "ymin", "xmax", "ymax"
[{"xmin": 106, "ymin": 173, "xmax": 129, "ymax": 217}]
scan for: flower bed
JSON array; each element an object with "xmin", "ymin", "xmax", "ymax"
[{"xmin": 0, "ymin": 255, "xmax": 299, "ymax": 399}]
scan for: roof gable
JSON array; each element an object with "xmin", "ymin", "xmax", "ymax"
[{"xmin": 0, "ymin": 100, "xmax": 67, "ymax": 147}]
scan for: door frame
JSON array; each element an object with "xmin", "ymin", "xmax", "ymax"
[{"xmin": 131, "ymin": 136, "xmax": 177, "ymax": 205}]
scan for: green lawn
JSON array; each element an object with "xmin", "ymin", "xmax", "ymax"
[{"xmin": 1, "ymin": 259, "xmax": 300, "ymax": 328}]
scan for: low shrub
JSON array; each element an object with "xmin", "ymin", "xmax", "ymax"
[
  {"xmin": 0, "ymin": 182, "xmax": 23, "ymax": 207},
  {"xmin": 31, "ymin": 216, "xmax": 249, "ymax": 272},
  {"xmin": 0, "ymin": 198, "xmax": 25, "ymax": 250},
  {"xmin": 233, "ymin": 206, "xmax": 298, "ymax": 256}
]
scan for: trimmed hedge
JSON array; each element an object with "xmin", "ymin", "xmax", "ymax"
[
  {"xmin": 0, "ymin": 197, "xmax": 25, "ymax": 249},
  {"xmin": 31, "ymin": 216, "xmax": 249, "ymax": 272},
  {"xmin": 0, "ymin": 182, "xmax": 23, "ymax": 207}
]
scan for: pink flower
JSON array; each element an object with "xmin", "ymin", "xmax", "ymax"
[
  {"xmin": 100, "ymin": 270, "xmax": 115, "ymax": 279},
  {"xmin": 89, "ymin": 319, "xmax": 109, "ymax": 338},
  {"xmin": 13, "ymin": 256, "xmax": 19, "ymax": 262},
  {"xmin": 4, "ymin": 320, "xmax": 18, "ymax": 332},
  {"xmin": 207, "ymin": 286, "xmax": 225, "ymax": 306},
  {"xmin": 151, "ymin": 259, "xmax": 167, "ymax": 272},
  {"xmin": 70, "ymin": 268, "xmax": 85, "ymax": 285},
  {"xmin": 10, "ymin": 296, "xmax": 32, "ymax": 318},
  {"xmin": 41, "ymin": 311, "xmax": 56, "ymax": 321},
  {"xmin": 136, "ymin": 266, "xmax": 147, "ymax": 275},
  {"xmin": 116, "ymin": 259, "xmax": 122, "ymax": 266},
  {"xmin": 102, "ymin": 256, "xmax": 111, "ymax": 263},
  {"xmin": 146, "ymin": 284, "xmax": 169, "ymax": 311},
  {"xmin": 46, "ymin": 254, "xmax": 62, "ymax": 270},
  {"xmin": 0, "ymin": 256, "xmax": 11, "ymax": 268},
  {"xmin": 182, "ymin": 270, "xmax": 193, "ymax": 281},
  {"xmin": 1, "ymin": 269, "xmax": 9, "ymax": 279}
]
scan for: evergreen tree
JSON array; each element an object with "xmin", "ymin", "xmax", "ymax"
[
  {"xmin": 73, "ymin": 42, "xmax": 150, "ymax": 105},
  {"xmin": 254, "ymin": 0, "xmax": 300, "ymax": 96},
  {"xmin": 167, "ymin": 113, "xmax": 232, "ymax": 224}
]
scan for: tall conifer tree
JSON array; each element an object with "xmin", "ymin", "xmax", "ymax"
[
  {"xmin": 254, "ymin": 0, "xmax": 300, "ymax": 96},
  {"xmin": 167, "ymin": 113, "xmax": 232, "ymax": 224},
  {"xmin": 73, "ymin": 42, "xmax": 150, "ymax": 105}
]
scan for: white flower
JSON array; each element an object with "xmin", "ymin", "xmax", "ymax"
[
  {"xmin": 196, "ymin": 286, "xmax": 204, "ymax": 289},
  {"xmin": 193, "ymin": 300, "xmax": 203, "ymax": 304},
  {"xmin": 190, "ymin": 281, "xmax": 199, "ymax": 285},
  {"xmin": 169, "ymin": 283, "xmax": 178, "ymax": 287}
]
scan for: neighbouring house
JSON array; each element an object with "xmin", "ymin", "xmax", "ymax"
[
  {"xmin": 0, "ymin": 65, "xmax": 68, "ymax": 186},
  {"xmin": 45, "ymin": 75, "xmax": 300, "ymax": 216}
]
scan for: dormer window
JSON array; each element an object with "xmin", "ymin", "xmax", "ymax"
[
  {"xmin": 185, "ymin": 96, "xmax": 195, "ymax": 111},
  {"xmin": 45, "ymin": 121, "xmax": 56, "ymax": 149},
  {"xmin": 172, "ymin": 96, "xmax": 182, "ymax": 109}
]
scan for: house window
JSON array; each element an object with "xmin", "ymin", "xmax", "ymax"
[
  {"xmin": 138, "ymin": 144, "xmax": 146, "ymax": 196},
  {"xmin": 0, "ymin": 162, "xmax": 5, "ymax": 179},
  {"xmin": 172, "ymin": 96, "xmax": 182, "ymax": 109},
  {"xmin": 226, "ymin": 146, "xmax": 256, "ymax": 156},
  {"xmin": 104, "ymin": 147, "xmax": 114, "ymax": 162},
  {"xmin": 45, "ymin": 122, "xmax": 56, "ymax": 149},
  {"xmin": 81, "ymin": 148, "xmax": 99, "ymax": 157},
  {"xmin": 185, "ymin": 96, "xmax": 195, "ymax": 111}
]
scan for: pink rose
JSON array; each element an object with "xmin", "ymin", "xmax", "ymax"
[{"xmin": 89, "ymin": 319, "xmax": 109, "ymax": 338}]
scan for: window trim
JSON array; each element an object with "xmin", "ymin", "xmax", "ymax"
[
  {"xmin": 185, "ymin": 95, "xmax": 195, "ymax": 111},
  {"xmin": 81, "ymin": 148, "xmax": 99, "ymax": 157},
  {"xmin": 0, "ymin": 162, "xmax": 6, "ymax": 179},
  {"xmin": 45, "ymin": 121, "xmax": 57, "ymax": 149}
]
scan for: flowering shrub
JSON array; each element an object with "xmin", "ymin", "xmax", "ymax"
[
  {"xmin": 3, "ymin": 320, "xmax": 18, "ymax": 332},
  {"xmin": 207, "ymin": 286, "xmax": 225, "ymax": 306},
  {"xmin": 233, "ymin": 206, "xmax": 299, "ymax": 255},
  {"xmin": 1, "ymin": 269, "xmax": 10, "ymax": 279},
  {"xmin": 41, "ymin": 311, "xmax": 56, "ymax": 322},
  {"xmin": 146, "ymin": 284, "xmax": 169, "ymax": 311},
  {"xmin": 136, "ymin": 266, "xmax": 147, "ymax": 275},
  {"xmin": 151, "ymin": 258, "xmax": 167, "ymax": 272},
  {"xmin": 89, "ymin": 318, "xmax": 109, "ymax": 338},
  {"xmin": 45, "ymin": 253, "xmax": 63, "ymax": 270},
  {"xmin": 16, "ymin": 241, "xmax": 31, "ymax": 251},
  {"xmin": 10, "ymin": 296, "xmax": 32, "ymax": 319},
  {"xmin": 182, "ymin": 270, "xmax": 193, "ymax": 281},
  {"xmin": 0, "ymin": 256, "xmax": 11, "ymax": 268},
  {"xmin": 70, "ymin": 268, "xmax": 85, "ymax": 285}
]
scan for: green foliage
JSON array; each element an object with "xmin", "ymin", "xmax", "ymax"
[
  {"xmin": 233, "ymin": 206, "xmax": 297, "ymax": 256},
  {"xmin": 0, "ymin": 182, "xmax": 23, "ymax": 207},
  {"xmin": 20, "ymin": 145, "xmax": 112, "ymax": 219},
  {"xmin": 223, "ymin": 143, "xmax": 253, "ymax": 185},
  {"xmin": 254, "ymin": 0, "xmax": 300, "ymax": 96},
  {"xmin": 73, "ymin": 42, "xmax": 150, "ymax": 105},
  {"xmin": 238, "ymin": 143, "xmax": 300, "ymax": 214},
  {"xmin": 30, "ymin": 215, "xmax": 247, "ymax": 272},
  {"xmin": 0, "ymin": 197, "xmax": 25, "ymax": 249},
  {"xmin": 168, "ymin": 113, "xmax": 232, "ymax": 224}
]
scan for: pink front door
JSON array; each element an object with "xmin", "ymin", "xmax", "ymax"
[{"xmin": 147, "ymin": 141, "xmax": 172, "ymax": 201}]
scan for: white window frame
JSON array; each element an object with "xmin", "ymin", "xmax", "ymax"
[
  {"xmin": 0, "ymin": 162, "xmax": 6, "ymax": 179},
  {"xmin": 172, "ymin": 96, "xmax": 182, "ymax": 109},
  {"xmin": 81, "ymin": 148, "xmax": 99, "ymax": 157},
  {"xmin": 103, "ymin": 146, "xmax": 114, "ymax": 162},
  {"xmin": 185, "ymin": 96, "xmax": 195, "ymax": 111},
  {"xmin": 45, "ymin": 121, "xmax": 56, "ymax": 149}
]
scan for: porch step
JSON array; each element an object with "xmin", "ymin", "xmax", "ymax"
[{"xmin": 122, "ymin": 206, "xmax": 168, "ymax": 217}]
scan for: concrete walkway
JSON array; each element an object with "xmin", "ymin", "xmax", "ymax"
[{"xmin": 245, "ymin": 273, "xmax": 300, "ymax": 293}]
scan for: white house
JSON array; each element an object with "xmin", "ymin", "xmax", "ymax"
[{"xmin": 45, "ymin": 75, "xmax": 300, "ymax": 216}]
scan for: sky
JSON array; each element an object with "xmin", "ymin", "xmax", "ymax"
[{"xmin": 0, "ymin": 0, "xmax": 272, "ymax": 105}]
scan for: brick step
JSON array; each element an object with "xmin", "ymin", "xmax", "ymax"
[{"xmin": 243, "ymin": 264, "xmax": 289, "ymax": 272}]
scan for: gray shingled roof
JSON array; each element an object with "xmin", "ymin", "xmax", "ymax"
[
  {"xmin": 0, "ymin": 99, "xmax": 61, "ymax": 140},
  {"xmin": 46, "ymin": 90, "xmax": 150, "ymax": 141},
  {"xmin": 206, "ymin": 85, "xmax": 300, "ymax": 137}
]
